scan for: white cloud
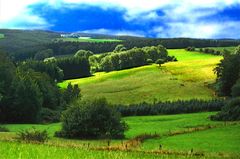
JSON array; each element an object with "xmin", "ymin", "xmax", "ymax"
[
  {"xmin": 153, "ymin": 21, "xmax": 240, "ymax": 39},
  {"xmin": 0, "ymin": 0, "xmax": 51, "ymax": 28},
  {"xmin": 0, "ymin": 0, "xmax": 240, "ymax": 38},
  {"xmin": 81, "ymin": 28, "xmax": 145, "ymax": 37}
]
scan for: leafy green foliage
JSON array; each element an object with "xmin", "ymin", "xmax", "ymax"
[
  {"xmin": 185, "ymin": 46, "xmax": 195, "ymax": 51},
  {"xmin": 211, "ymin": 98, "xmax": 240, "ymax": 121},
  {"xmin": 113, "ymin": 44, "xmax": 127, "ymax": 52},
  {"xmin": 215, "ymin": 45, "xmax": 240, "ymax": 96},
  {"xmin": 74, "ymin": 50, "xmax": 93, "ymax": 59},
  {"xmin": 0, "ymin": 51, "xmax": 66, "ymax": 123},
  {"xmin": 155, "ymin": 59, "xmax": 165, "ymax": 66},
  {"xmin": 19, "ymin": 60, "xmax": 64, "ymax": 82},
  {"xmin": 5, "ymin": 69, "xmax": 43, "ymax": 123},
  {"xmin": 231, "ymin": 79, "xmax": 240, "ymax": 97},
  {"xmin": 34, "ymin": 49, "xmax": 54, "ymax": 61},
  {"xmin": 56, "ymin": 98, "xmax": 127, "ymax": 139},
  {"xmin": 0, "ymin": 126, "xmax": 9, "ymax": 132},
  {"xmin": 99, "ymin": 45, "xmax": 174, "ymax": 72},
  {"xmin": 0, "ymin": 52, "xmax": 15, "ymax": 110},
  {"xmin": 17, "ymin": 128, "xmax": 49, "ymax": 143},
  {"xmin": 39, "ymin": 108, "xmax": 61, "ymax": 123},
  {"xmin": 62, "ymin": 83, "xmax": 81, "ymax": 104}
]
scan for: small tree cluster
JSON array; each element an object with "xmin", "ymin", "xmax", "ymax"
[
  {"xmin": 198, "ymin": 48, "xmax": 221, "ymax": 55},
  {"xmin": 185, "ymin": 46, "xmax": 195, "ymax": 51},
  {"xmin": 56, "ymin": 98, "xmax": 127, "ymax": 139},
  {"xmin": 98, "ymin": 45, "xmax": 175, "ymax": 72}
]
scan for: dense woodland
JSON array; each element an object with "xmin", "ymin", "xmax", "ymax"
[{"xmin": 1, "ymin": 29, "xmax": 240, "ymax": 61}]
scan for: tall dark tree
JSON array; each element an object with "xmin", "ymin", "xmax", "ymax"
[
  {"xmin": 5, "ymin": 69, "xmax": 43, "ymax": 123},
  {"xmin": 215, "ymin": 46, "xmax": 240, "ymax": 96}
]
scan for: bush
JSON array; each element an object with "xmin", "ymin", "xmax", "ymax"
[
  {"xmin": 0, "ymin": 126, "xmax": 9, "ymax": 132},
  {"xmin": 231, "ymin": 80, "xmax": 240, "ymax": 97},
  {"xmin": 211, "ymin": 98, "xmax": 240, "ymax": 121},
  {"xmin": 56, "ymin": 98, "xmax": 127, "ymax": 139},
  {"xmin": 39, "ymin": 108, "xmax": 61, "ymax": 123},
  {"xmin": 16, "ymin": 128, "xmax": 49, "ymax": 143},
  {"xmin": 146, "ymin": 58, "xmax": 153, "ymax": 64}
]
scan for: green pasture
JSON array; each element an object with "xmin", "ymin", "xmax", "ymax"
[
  {"xmin": 59, "ymin": 49, "xmax": 222, "ymax": 104},
  {"xmin": 0, "ymin": 112, "xmax": 239, "ymax": 158},
  {"xmin": 56, "ymin": 37, "xmax": 122, "ymax": 43}
]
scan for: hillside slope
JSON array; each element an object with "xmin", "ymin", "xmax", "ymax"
[{"xmin": 59, "ymin": 49, "xmax": 222, "ymax": 104}]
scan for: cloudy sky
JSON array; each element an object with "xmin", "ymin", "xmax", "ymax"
[{"xmin": 0, "ymin": 0, "xmax": 240, "ymax": 38}]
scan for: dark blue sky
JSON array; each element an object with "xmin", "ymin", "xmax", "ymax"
[{"xmin": 1, "ymin": 0, "xmax": 240, "ymax": 38}]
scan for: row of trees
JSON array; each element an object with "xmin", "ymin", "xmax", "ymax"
[
  {"xmin": 91, "ymin": 45, "xmax": 175, "ymax": 72},
  {"xmin": 185, "ymin": 46, "xmax": 222, "ymax": 55},
  {"xmin": 115, "ymin": 99, "xmax": 224, "ymax": 116}
]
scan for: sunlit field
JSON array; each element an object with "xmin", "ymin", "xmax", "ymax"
[{"xmin": 59, "ymin": 49, "xmax": 222, "ymax": 104}]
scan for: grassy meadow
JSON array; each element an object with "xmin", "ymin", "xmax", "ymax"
[
  {"xmin": 1, "ymin": 112, "xmax": 239, "ymax": 158},
  {"xmin": 56, "ymin": 37, "xmax": 122, "ymax": 43},
  {"xmin": 0, "ymin": 33, "xmax": 4, "ymax": 39},
  {"xmin": 59, "ymin": 49, "xmax": 222, "ymax": 104}
]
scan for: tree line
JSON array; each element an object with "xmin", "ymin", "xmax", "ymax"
[{"xmin": 90, "ymin": 45, "xmax": 176, "ymax": 72}]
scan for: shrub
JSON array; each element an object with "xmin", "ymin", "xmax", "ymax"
[
  {"xmin": 0, "ymin": 126, "xmax": 9, "ymax": 132},
  {"xmin": 39, "ymin": 108, "xmax": 61, "ymax": 123},
  {"xmin": 211, "ymin": 98, "xmax": 240, "ymax": 121},
  {"xmin": 16, "ymin": 128, "xmax": 49, "ymax": 143},
  {"xmin": 56, "ymin": 98, "xmax": 127, "ymax": 139},
  {"xmin": 146, "ymin": 58, "xmax": 153, "ymax": 64},
  {"xmin": 231, "ymin": 80, "xmax": 240, "ymax": 97}
]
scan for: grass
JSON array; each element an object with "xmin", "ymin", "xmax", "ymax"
[
  {"xmin": 143, "ymin": 124, "xmax": 240, "ymax": 154},
  {"xmin": 124, "ymin": 112, "xmax": 220, "ymax": 138},
  {"xmin": 0, "ymin": 141, "xmax": 198, "ymax": 159},
  {"xmin": 59, "ymin": 49, "xmax": 222, "ymax": 104},
  {"xmin": 1, "ymin": 112, "xmax": 218, "ymax": 139},
  {"xmin": 0, "ymin": 33, "xmax": 4, "ymax": 39},
  {"xmin": 56, "ymin": 37, "xmax": 122, "ymax": 43},
  {"xmin": 0, "ymin": 112, "xmax": 239, "ymax": 158}
]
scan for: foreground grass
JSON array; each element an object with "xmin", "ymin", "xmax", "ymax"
[
  {"xmin": 56, "ymin": 37, "xmax": 122, "ymax": 43},
  {"xmin": 143, "ymin": 124, "xmax": 240, "ymax": 154},
  {"xmin": 0, "ymin": 141, "xmax": 203, "ymax": 159},
  {"xmin": 59, "ymin": 49, "xmax": 222, "ymax": 104},
  {"xmin": 0, "ymin": 112, "xmax": 239, "ymax": 158}
]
